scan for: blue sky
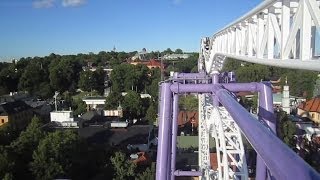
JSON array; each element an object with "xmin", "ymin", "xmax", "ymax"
[{"xmin": 0, "ymin": 0, "xmax": 262, "ymax": 60}]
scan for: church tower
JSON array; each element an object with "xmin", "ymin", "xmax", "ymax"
[{"xmin": 282, "ymin": 77, "xmax": 290, "ymax": 114}]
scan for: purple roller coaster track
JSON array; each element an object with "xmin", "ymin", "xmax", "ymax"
[{"xmin": 155, "ymin": 72, "xmax": 320, "ymax": 180}]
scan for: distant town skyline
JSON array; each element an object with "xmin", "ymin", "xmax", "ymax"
[{"xmin": 0, "ymin": 0, "xmax": 262, "ymax": 61}]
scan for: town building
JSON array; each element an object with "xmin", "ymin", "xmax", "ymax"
[
  {"xmin": 162, "ymin": 54, "xmax": 191, "ymax": 60},
  {"xmin": 130, "ymin": 59, "xmax": 162, "ymax": 69},
  {"xmin": 50, "ymin": 110, "xmax": 78, "ymax": 128},
  {"xmin": 82, "ymin": 96, "xmax": 106, "ymax": 111},
  {"xmin": 297, "ymin": 96, "xmax": 320, "ymax": 124},
  {"xmin": 0, "ymin": 101, "xmax": 33, "ymax": 130}
]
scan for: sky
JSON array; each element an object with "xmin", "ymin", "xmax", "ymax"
[{"xmin": 0, "ymin": 0, "xmax": 262, "ymax": 61}]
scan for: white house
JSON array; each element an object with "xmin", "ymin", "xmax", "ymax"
[
  {"xmin": 82, "ymin": 96, "xmax": 106, "ymax": 111},
  {"xmin": 50, "ymin": 111, "xmax": 78, "ymax": 127}
]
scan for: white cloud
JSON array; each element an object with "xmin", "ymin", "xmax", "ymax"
[
  {"xmin": 62, "ymin": 0, "xmax": 86, "ymax": 7},
  {"xmin": 33, "ymin": 0, "xmax": 55, "ymax": 8}
]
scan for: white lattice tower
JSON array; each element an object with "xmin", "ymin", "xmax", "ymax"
[
  {"xmin": 198, "ymin": 94, "xmax": 212, "ymax": 179},
  {"xmin": 209, "ymin": 106, "xmax": 248, "ymax": 180}
]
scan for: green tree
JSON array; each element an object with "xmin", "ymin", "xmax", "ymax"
[
  {"xmin": 10, "ymin": 116, "xmax": 45, "ymax": 155},
  {"xmin": 179, "ymin": 95, "xmax": 198, "ymax": 111},
  {"xmin": 78, "ymin": 71, "xmax": 94, "ymax": 92},
  {"xmin": 162, "ymin": 48, "xmax": 173, "ymax": 55},
  {"xmin": 92, "ymin": 67, "xmax": 106, "ymax": 94},
  {"xmin": 0, "ymin": 64, "xmax": 20, "ymax": 94},
  {"xmin": 72, "ymin": 98, "xmax": 87, "ymax": 116},
  {"xmin": 276, "ymin": 111, "xmax": 296, "ymax": 148},
  {"xmin": 236, "ymin": 64, "xmax": 271, "ymax": 82},
  {"xmin": 49, "ymin": 57, "xmax": 82, "ymax": 92},
  {"xmin": 145, "ymin": 102, "xmax": 157, "ymax": 124},
  {"xmin": 110, "ymin": 152, "xmax": 136, "ymax": 180},
  {"xmin": 221, "ymin": 58, "xmax": 241, "ymax": 72},
  {"xmin": 122, "ymin": 91, "xmax": 143, "ymax": 119},
  {"xmin": 105, "ymin": 91, "xmax": 123, "ymax": 109},
  {"xmin": 135, "ymin": 163, "xmax": 155, "ymax": 180},
  {"xmin": 110, "ymin": 64, "xmax": 131, "ymax": 92},
  {"xmin": 0, "ymin": 146, "xmax": 14, "ymax": 179},
  {"xmin": 175, "ymin": 48, "xmax": 183, "ymax": 54},
  {"xmin": 30, "ymin": 130, "xmax": 78, "ymax": 180},
  {"xmin": 9, "ymin": 116, "xmax": 46, "ymax": 179}
]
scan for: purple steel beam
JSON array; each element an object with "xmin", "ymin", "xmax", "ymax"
[
  {"xmin": 213, "ymin": 86, "xmax": 320, "ymax": 180},
  {"xmin": 256, "ymin": 82, "xmax": 275, "ymax": 180},
  {"xmin": 171, "ymin": 94, "xmax": 179, "ymax": 180},
  {"xmin": 174, "ymin": 170, "xmax": 202, "ymax": 176},
  {"xmin": 212, "ymin": 73, "xmax": 219, "ymax": 106},
  {"xmin": 176, "ymin": 72, "xmax": 207, "ymax": 78},
  {"xmin": 156, "ymin": 83, "xmax": 173, "ymax": 180},
  {"xmin": 170, "ymin": 82, "xmax": 260, "ymax": 93}
]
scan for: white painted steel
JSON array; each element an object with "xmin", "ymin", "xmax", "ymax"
[
  {"xmin": 198, "ymin": 94, "xmax": 212, "ymax": 179},
  {"xmin": 203, "ymin": 0, "xmax": 320, "ymax": 73},
  {"xmin": 209, "ymin": 106, "xmax": 248, "ymax": 180}
]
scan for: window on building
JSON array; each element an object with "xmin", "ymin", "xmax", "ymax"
[
  {"xmin": 1, "ymin": 119, "xmax": 4, "ymax": 124},
  {"xmin": 312, "ymin": 114, "xmax": 315, "ymax": 118}
]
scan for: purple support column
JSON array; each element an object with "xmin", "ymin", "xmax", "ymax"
[
  {"xmin": 256, "ymin": 82, "xmax": 276, "ymax": 180},
  {"xmin": 212, "ymin": 72, "xmax": 219, "ymax": 106},
  {"xmin": 171, "ymin": 95, "xmax": 179, "ymax": 180},
  {"xmin": 174, "ymin": 170, "xmax": 202, "ymax": 176},
  {"xmin": 167, "ymin": 124, "xmax": 172, "ymax": 180},
  {"xmin": 156, "ymin": 83, "xmax": 173, "ymax": 180}
]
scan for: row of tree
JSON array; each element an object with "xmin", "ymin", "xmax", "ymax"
[
  {"xmin": 0, "ymin": 49, "xmax": 195, "ymax": 99},
  {"xmin": 0, "ymin": 116, "xmax": 155, "ymax": 180},
  {"xmin": 222, "ymin": 58, "xmax": 319, "ymax": 99}
]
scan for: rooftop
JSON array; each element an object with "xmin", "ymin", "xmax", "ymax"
[
  {"xmin": 0, "ymin": 101, "xmax": 31, "ymax": 116},
  {"xmin": 298, "ymin": 97, "xmax": 320, "ymax": 113}
]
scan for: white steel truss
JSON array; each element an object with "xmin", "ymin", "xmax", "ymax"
[
  {"xmin": 198, "ymin": 94, "xmax": 248, "ymax": 180},
  {"xmin": 198, "ymin": 94, "xmax": 212, "ymax": 179},
  {"xmin": 202, "ymin": 0, "xmax": 320, "ymax": 74},
  {"xmin": 209, "ymin": 106, "xmax": 248, "ymax": 180}
]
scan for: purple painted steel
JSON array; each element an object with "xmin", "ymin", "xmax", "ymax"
[
  {"xmin": 171, "ymin": 95, "xmax": 179, "ymax": 180},
  {"xmin": 174, "ymin": 170, "xmax": 202, "ymax": 176},
  {"xmin": 214, "ymin": 87, "xmax": 320, "ymax": 180},
  {"xmin": 212, "ymin": 73, "xmax": 220, "ymax": 106},
  {"xmin": 176, "ymin": 72, "xmax": 206, "ymax": 78},
  {"xmin": 156, "ymin": 83, "xmax": 173, "ymax": 180},
  {"xmin": 256, "ymin": 82, "xmax": 275, "ymax": 180},
  {"xmin": 170, "ymin": 82, "xmax": 259, "ymax": 93}
]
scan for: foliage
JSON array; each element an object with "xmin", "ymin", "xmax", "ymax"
[
  {"xmin": 280, "ymin": 70, "xmax": 318, "ymax": 99},
  {"xmin": 0, "ymin": 146, "xmax": 14, "ymax": 179},
  {"xmin": 135, "ymin": 163, "xmax": 155, "ymax": 180},
  {"xmin": 122, "ymin": 91, "xmax": 143, "ymax": 119},
  {"xmin": 110, "ymin": 152, "xmax": 136, "ymax": 180},
  {"xmin": 79, "ymin": 68, "xmax": 106, "ymax": 94},
  {"xmin": 7, "ymin": 116, "xmax": 46, "ymax": 179},
  {"xmin": 236, "ymin": 63, "xmax": 271, "ymax": 82},
  {"xmin": 179, "ymin": 95, "xmax": 198, "ymax": 111},
  {"xmin": 221, "ymin": 58, "xmax": 242, "ymax": 72},
  {"xmin": 49, "ymin": 57, "xmax": 82, "ymax": 93},
  {"xmin": 175, "ymin": 48, "xmax": 183, "ymax": 54},
  {"xmin": 110, "ymin": 64, "xmax": 150, "ymax": 93},
  {"xmin": 10, "ymin": 116, "xmax": 45, "ymax": 155},
  {"xmin": 145, "ymin": 102, "xmax": 157, "ymax": 124},
  {"xmin": 0, "ymin": 64, "xmax": 20, "ymax": 94},
  {"xmin": 30, "ymin": 130, "xmax": 78, "ymax": 180},
  {"xmin": 276, "ymin": 111, "xmax": 296, "ymax": 148},
  {"xmin": 174, "ymin": 54, "xmax": 198, "ymax": 73},
  {"xmin": 223, "ymin": 59, "xmax": 318, "ymax": 99},
  {"xmin": 105, "ymin": 91, "xmax": 123, "ymax": 110},
  {"xmin": 72, "ymin": 98, "xmax": 87, "ymax": 116}
]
